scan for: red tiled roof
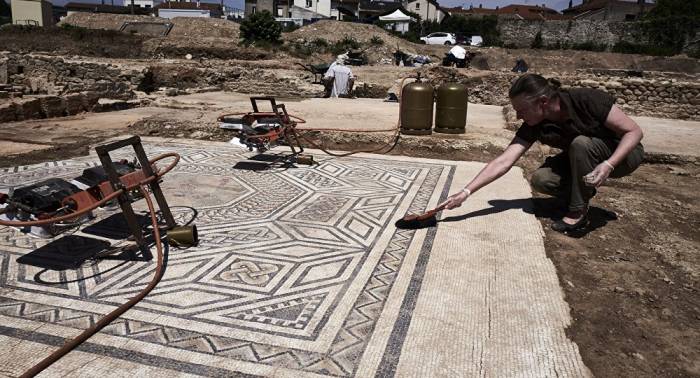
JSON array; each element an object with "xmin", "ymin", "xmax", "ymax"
[
  {"xmin": 563, "ymin": 0, "xmax": 610, "ymax": 13},
  {"xmin": 497, "ymin": 4, "xmax": 568, "ymax": 20}
]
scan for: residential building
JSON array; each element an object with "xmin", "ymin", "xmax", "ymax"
[
  {"xmin": 244, "ymin": 0, "xmax": 275, "ymax": 17},
  {"xmin": 64, "ymin": 2, "xmax": 152, "ymax": 15},
  {"xmin": 11, "ymin": 0, "xmax": 53, "ymax": 26},
  {"xmin": 404, "ymin": 0, "xmax": 446, "ymax": 22},
  {"xmin": 156, "ymin": 1, "xmax": 223, "ymax": 17},
  {"xmin": 496, "ymin": 4, "xmax": 568, "ymax": 20},
  {"xmin": 121, "ymin": 0, "xmax": 158, "ymax": 9},
  {"xmin": 331, "ymin": 0, "xmax": 359, "ymax": 20},
  {"xmin": 292, "ymin": 0, "xmax": 330, "ymax": 17},
  {"xmin": 358, "ymin": 0, "xmax": 399, "ymax": 20},
  {"xmin": 562, "ymin": 0, "xmax": 655, "ymax": 21},
  {"xmin": 224, "ymin": 6, "xmax": 245, "ymax": 19},
  {"xmin": 52, "ymin": 4, "xmax": 67, "ymax": 23}
]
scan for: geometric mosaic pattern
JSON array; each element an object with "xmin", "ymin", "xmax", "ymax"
[{"xmin": 0, "ymin": 140, "xmax": 454, "ymax": 376}]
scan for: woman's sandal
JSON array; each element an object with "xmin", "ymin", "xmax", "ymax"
[{"xmin": 552, "ymin": 214, "xmax": 589, "ymax": 233}]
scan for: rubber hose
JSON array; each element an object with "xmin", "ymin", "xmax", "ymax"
[{"xmin": 19, "ymin": 184, "xmax": 165, "ymax": 377}]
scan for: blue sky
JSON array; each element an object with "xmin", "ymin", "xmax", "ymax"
[{"xmin": 26, "ymin": 0, "xmax": 586, "ymax": 11}]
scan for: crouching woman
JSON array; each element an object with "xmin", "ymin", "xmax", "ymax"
[{"xmin": 442, "ymin": 73, "xmax": 644, "ymax": 233}]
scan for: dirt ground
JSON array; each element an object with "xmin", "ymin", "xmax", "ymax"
[{"xmin": 0, "ymin": 122, "xmax": 697, "ymax": 377}]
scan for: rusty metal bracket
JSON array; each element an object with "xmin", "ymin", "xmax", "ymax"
[{"xmin": 95, "ymin": 136, "xmax": 176, "ymax": 250}]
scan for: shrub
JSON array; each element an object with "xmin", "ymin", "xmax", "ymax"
[
  {"xmin": 311, "ymin": 37, "xmax": 329, "ymax": 49},
  {"xmin": 612, "ymin": 41, "xmax": 677, "ymax": 56},
  {"xmin": 370, "ymin": 35, "xmax": 384, "ymax": 46},
  {"xmin": 331, "ymin": 36, "xmax": 360, "ymax": 55},
  {"xmin": 239, "ymin": 10, "xmax": 282, "ymax": 44},
  {"xmin": 531, "ymin": 31, "xmax": 543, "ymax": 49},
  {"xmin": 281, "ymin": 23, "xmax": 299, "ymax": 33}
]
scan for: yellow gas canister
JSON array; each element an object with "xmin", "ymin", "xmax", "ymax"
[
  {"xmin": 400, "ymin": 76, "xmax": 434, "ymax": 135},
  {"xmin": 434, "ymin": 81, "xmax": 468, "ymax": 134}
]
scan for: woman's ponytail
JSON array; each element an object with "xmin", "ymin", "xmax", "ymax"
[{"xmin": 509, "ymin": 74, "xmax": 560, "ymax": 100}]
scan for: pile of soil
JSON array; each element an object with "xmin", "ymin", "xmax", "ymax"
[
  {"xmin": 144, "ymin": 38, "xmax": 273, "ymax": 60},
  {"xmin": 59, "ymin": 13, "xmax": 160, "ymax": 31},
  {"xmin": 0, "ymin": 25, "xmax": 146, "ymax": 58},
  {"xmin": 168, "ymin": 17, "xmax": 240, "ymax": 39},
  {"xmin": 283, "ymin": 20, "xmax": 430, "ymax": 63},
  {"xmin": 285, "ymin": 20, "xmax": 405, "ymax": 45},
  {"xmin": 61, "ymin": 13, "xmax": 240, "ymax": 40}
]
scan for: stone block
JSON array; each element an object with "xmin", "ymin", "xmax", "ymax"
[
  {"xmin": 605, "ymin": 81, "xmax": 623, "ymax": 89},
  {"xmin": 20, "ymin": 98, "xmax": 43, "ymax": 120},
  {"xmin": 40, "ymin": 96, "xmax": 66, "ymax": 118},
  {"xmin": 0, "ymin": 102, "xmax": 17, "ymax": 123},
  {"xmin": 0, "ymin": 58, "xmax": 7, "ymax": 85},
  {"xmin": 64, "ymin": 93, "xmax": 86, "ymax": 115},
  {"xmin": 93, "ymin": 98, "xmax": 129, "ymax": 112}
]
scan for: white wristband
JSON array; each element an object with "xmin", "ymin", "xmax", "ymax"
[
  {"xmin": 461, "ymin": 188, "xmax": 471, "ymax": 196},
  {"xmin": 603, "ymin": 160, "xmax": 615, "ymax": 170}
]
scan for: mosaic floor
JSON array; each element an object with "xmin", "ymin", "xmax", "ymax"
[{"xmin": 0, "ymin": 138, "xmax": 590, "ymax": 377}]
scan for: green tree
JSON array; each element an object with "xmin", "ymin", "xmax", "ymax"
[
  {"xmin": 0, "ymin": 0, "xmax": 11, "ymax": 17},
  {"xmin": 240, "ymin": 11, "xmax": 282, "ymax": 44},
  {"xmin": 641, "ymin": 0, "xmax": 699, "ymax": 54}
]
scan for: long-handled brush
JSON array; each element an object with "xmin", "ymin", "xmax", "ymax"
[{"xmin": 395, "ymin": 203, "xmax": 447, "ymax": 230}]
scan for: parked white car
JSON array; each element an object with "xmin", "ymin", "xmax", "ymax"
[
  {"xmin": 469, "ymin": 35, "xmax": 483, "ymax": 46},
  {"xmin": 420, "ymin": 32, "xmax": 456, "ymax": 45}
]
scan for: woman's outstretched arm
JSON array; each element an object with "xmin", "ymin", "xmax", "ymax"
[{"xmin": 443, "ymin": 137, "xmax": 531, "ymax": 209}]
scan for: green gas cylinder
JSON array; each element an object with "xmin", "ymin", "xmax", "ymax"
[
  {"xmin": 400, "ymin": 76, "xmax": 434, "ymax": 136},
  {"xmin": 434, "ymin": 81, "xmax": 468, "ymax": 134}
]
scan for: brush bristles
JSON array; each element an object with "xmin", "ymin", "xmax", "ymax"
[{"xmin": 394, "ymin": 216, "xmax": 437, "ymax": 230}]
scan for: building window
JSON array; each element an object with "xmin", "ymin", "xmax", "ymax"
[
  {"xmin": 306, "ymin": 0, "xmax": 312, "ymax": 7},
  {"xmin": 252, "ymin": 5, "xmax": 256, "ymax": 13},
  {"xmin": 415, "ymin": 3, "xmax": 419, "ymax": 10},
  {"xmin": 625, "ymin": 14, "xmax": 636, "ymax": 21}
]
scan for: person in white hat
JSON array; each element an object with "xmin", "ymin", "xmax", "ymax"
[{"xmin": 323, "ymin": 54, "xmax": 355, "ymax": 98}]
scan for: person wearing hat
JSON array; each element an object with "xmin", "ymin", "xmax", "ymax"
[
  {"xmin": 441, "ymin": 73, "xmax": 644, "ymax": 234},
  {"xmin": 323, "ymin": 54, "xmax": 355, "ymax": 98}
]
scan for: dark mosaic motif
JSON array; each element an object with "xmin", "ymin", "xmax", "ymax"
[{"xmin": 0, "ymin": 142, "xmax": 452, "ymax": 376}]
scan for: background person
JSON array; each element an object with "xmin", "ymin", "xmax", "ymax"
[
  {"xmin": 441, "ymin": 73, "xmax": 644, "ymax": 233},
  {"xmin": 323, "ymin": 54, "xmax": 355, "ymax": 98},
  {"xmin": 442, "ymin": 45, "xmax": 467, "ymax": 68}
]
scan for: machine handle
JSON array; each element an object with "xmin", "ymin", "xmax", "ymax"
[
  {"xmin": 275, "ymin": 104, "xmax": 291, "ymax": 121},
  {"xmin": 250, "ymin": 97, "xmax": 278, "ymax": 114}
]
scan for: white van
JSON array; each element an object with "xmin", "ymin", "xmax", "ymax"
[{"xmin": 470, "ymin": 35, "xmax": 483, "ymax": 47}]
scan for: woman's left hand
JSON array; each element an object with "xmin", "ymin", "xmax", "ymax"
[{"xmin": 584, "ymin": 162, "xmax": 614, "ymax": 187}]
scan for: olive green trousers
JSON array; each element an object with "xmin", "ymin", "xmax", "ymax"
[{"xmin": 530, "ymin": 136, "xmax": 644, "ymax": 212}]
